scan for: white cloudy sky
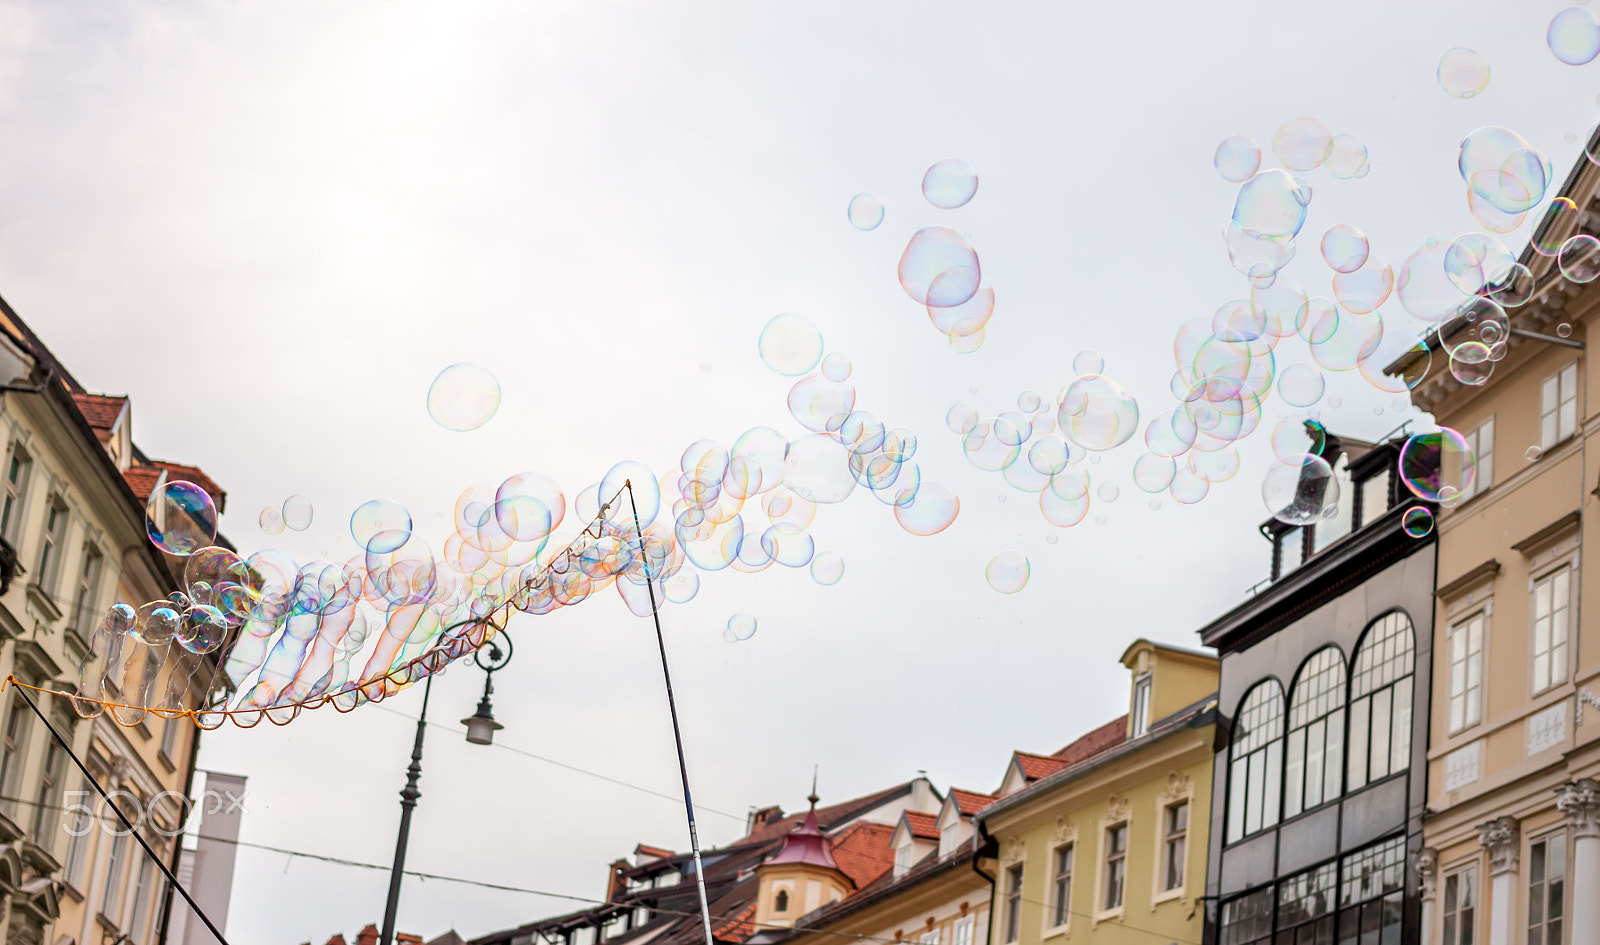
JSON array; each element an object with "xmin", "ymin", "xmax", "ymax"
[{"xmin": 0, "ymin": 1, "xmax": 1593, "ymax": 942}]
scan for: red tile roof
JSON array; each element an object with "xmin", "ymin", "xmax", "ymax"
[
  {"xmin": 122, "ymin": 465, "xmax": 165, "ymax": 503},
  {"xmin": 829, "ymin": 820, "xmax": 896, "ymax": 890},
  {"xmin": 949, "ymin": 788, "xmax": 997, "ymax": 815},
  {"xmin": 152, "ymin": 461, "xmax": 227, "ymax": 512},
  {"xmin": 902, "ymin": 810, "xmax": 939, "ymax": 841},
  {"xmin": 1052, "ymin": 716, "xmax": 1128, "ymax": 764},
  {"xmin": 1013, "ymin": 752, "xmax": 1070, "ymax": 780},
  {"xmin": 712, "ymin": 902, "xmax": 757, "ymax": 941},
  {"xmin": 70, "ymin": 392, "xmax": 125, "ymax": 432},
  {"xmin": 325, "ymin": 937, "xmax": 347, "ymax": 945},
  {"xmin": 636, "ymin": 843, "xmax": 673, "ymax": 858},
  {"xmin": 742, "ymin": 782, "xmax": 914, "ymax": 844}
]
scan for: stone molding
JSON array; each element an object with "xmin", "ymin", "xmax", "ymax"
[
  {"xmin": 1557, "ymin": 778, "xmax": 1600, "ymax": 840},
  {"xmin": 1478, "ymin": 816, "xmax": 1520, "ymax": 876}
]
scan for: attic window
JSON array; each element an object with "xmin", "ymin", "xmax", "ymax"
[
  {"xmin": 1131, "ymin": 673, "xmax": 1152, "ymax": 738},
  {"xmin": 775, "ymin": 890, "xmax": 789, "ymax": 913},
  {"xmin": 894, "ymin": 841, "xmax": 912, "ymax": 880},
  {"xmin": 939, "ymin": 821, "xmax": 959, "ymax": 857}
]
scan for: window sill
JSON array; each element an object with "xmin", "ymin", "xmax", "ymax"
[
  {"xmin": 1040, "ymin": 922, "xmax": 1070, "ymax": 939},
  {"xmin": 60, "ymin": 880, "xmax": 82, "ymax": 903},
  {"xmin": 24, "ymin": 583, "xmax": 60, "ymax": 622},
  {"xmin": 1152, "ymin": 885, "xmax": 1184, "ymax": 906},
  {"xmin": 1090, "ymin": 908, "xmax": 1122, "ymax": 926},
  {"xmin": 157, "ymin": 748, "xmax": 175, "ymax": 773}
]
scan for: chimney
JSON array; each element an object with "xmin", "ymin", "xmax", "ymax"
[
  {"xmin": 607, "ymin": 858, "xmax": 631, "ymax": 901},
  {"xmin": 355, "ymin": 927, "xmax": 380, "ymax": 945},
  {"xmin": 746, "ymin": 805, "xmax": 783, "ymax": 835}
]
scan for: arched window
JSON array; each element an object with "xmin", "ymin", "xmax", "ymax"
[
  {"xmin": 1348, "ymin": 612, "xmax": 1415, "ymax": 790},
  {"xmin": 1226, "ymin": 679, "xmax": 1285, "ymax": 844},
  {"xmin": 1284, "ymin": 647, "xmax": 1347, "ymax": 818},
  {"xmin": 775, "ymin": 890, "xmax": 789, "ymax": 913}
]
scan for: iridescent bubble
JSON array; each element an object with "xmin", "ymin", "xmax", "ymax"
[
  {"xmin": 1460, "ymin": 127, "xmax": 1553, "ymax": 215},
  {"xmin": 893, "ymin": 482, "xmax": 959, "ymax": 536},
  {"xmin": 350, "ymin": 498, "xmax": 412, "ymax": 559},
  {"xmin": 1214, "ymin": 136, "xmax": 1261, "ymax": 182},
  {"xmin": 1527, "ymin": 445, "xmax": 1544, "ymax": 461},
  {"xmin": 922, "ymin": 158, "xmax": 979, "ymax": 209},
  {"xmin": 723, "ymin": 614, "xmax": 757, "ymax": 643},
  {"xmin": 984, "ymin": 551, "xmax": 1030, "ymax": 594},
  {"xmin": 1272, "ymin": 117, "xmax": 1334, "ymax": 171},
  {"xmin": 1096, "ymin": 482, "xmax": 1120, "ymax": 502},
  {"xmin": 1057, "ymin": 375, "xmax": 1139, "ymax": 452},
  {"xmin": 787, "ymin": 374, "xmax": 856, "ymax": 433},
  {"xmin": 1332, "ymin": 255, "xmax": 1393, "ymax": 314},
  {"xmin": 282, "ymin": 495, "xmax": 313, "ymax": 532},
  {"xmin": 1262, "ymin": 455, "xmax": 1338, "ymax": 526},
  {"xmin": 1398, "ymin": 240, "xmax": 1475, "ymax": 321},
  {"xmin": 1277, "ymin": 363, "xmax": 1326, "ymax": 407},
  {"xmin": 259, "ymin": 507, "xmax": 285, "ymax": 536},
  {"xmin": 947, "ymin": 403, "xmax": 979, "ymax": 435},
  {"xmin": 1017, "ymin": 391, "xmax": 1042, "ymax": 412},
  {"xmin": 1072, "ymin": 351, "xmax": 1105, "ymax": 376},
  {"xmin": 783, "ymin": 435, "xmax": 857, "ymax": 504},
  {"xmin": 1559, "ymin": 323, "xmax": 1574, "ymax": 338},
  {"xmin": 1133, "ymin": 453, "xmax": 1176, "ymax": 493},
  {"xmin": 949, "ymin": 325, "xmax": 985, "ymax": 353},
  {"xmin": 810, "ymin": 552, "xmax": 844, "ymax": 586},
  {"xmin": 847, "ymin": 193, "xmax": 885, "ymax": 230},
  {"xmin": 1325, "ymin": 134, "xmax": 1369, "ymax": 180},
  {"xmin": 1398, "ymin": 428, "xmax": 1476, "ymax": 501},
  {"xmin": 131, "ymin": 600, "xmax": 181, "ymax": 646},
  {"xmin": 1027, "ymin": 436, "xmax": 1071, "ymax": 475},
  {"xmin": 1402, "ymin": 506, "xmax": 1435, "ymax": 539},
  {"xmin": 1359, "ymin": 330, "xmax": 1431, "ymax": 393},
  {"xmin": 427, "ymin": 363, "xmax": 501, "ymax": 432},
  {"xmin": 821, "ymin": 353, "xmax": 853, "ymax": 382},
  {"xmin": 146, "ymin": 482, "xmax": 217, "ymax": 556},
  {"xmin": 1225, "ymin": 223, "xmax": 1297, "ymax": 280},
  {"xmin": 759, "ymin": 314, "xmax": 825, "ymax": 376},
  {"xmin": 1449, "ymin": 349, "xmax": 1494, "ymax": 386},
  {"xmin": 1309, "ymin": 306, "xmax": 1383, "ymax": 372},
  {"xmin": 1559, "ymin": 234, "xmax": 1600, "ymax": 283},
  {"xmin": 1438, "ymin": 48, "xmax": 1491, "ymax": 98},
  {"xmin": 899, "ymin": 227, "xmax": 981, "ymax": 308},
  {"xmin": 1320, "ymin": 225, "xmax": 1370, "ymax": 273},
  {"xmin": 1549, "ymin": 7, "xmax": 1600, "ymax": 65},
  {"xmin": 1533, "ymin": 197, "xmax": 1582, "ymax": 257},
  {"xmin": 1039, "ymin": 474, "xmax": 1090, "ymax": 527},
  {"xmin": 1233, "ymin": 170, "xmax": 1313, "ymax": 239},
  {"xmin": 1170, "ymin": 468, "xmax": 1211, "ymax": 504},
  {"xmin": 600, "ymin": 460, "xmax": 659, "ymax": 526}
]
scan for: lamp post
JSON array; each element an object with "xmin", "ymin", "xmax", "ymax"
[{"xmin": 378, "ymin": 635, "xmax": 515, "ymax": 945}]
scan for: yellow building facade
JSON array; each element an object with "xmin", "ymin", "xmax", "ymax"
[{"xmin": 973, "ymin": 642, "xmax": 1216, "ymax": 945}]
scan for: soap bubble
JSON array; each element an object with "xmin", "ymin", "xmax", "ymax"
[
  {"xmin": 922, "ymin": 158, "xmax": 979, "ymax": 209},
  {"xmin": 984, "ymin": 551, "xmax": 1030, "ymax": 594},
  {"xmin": 131, "ymin": 600, "xmax": 181, "ymax": 645},
  {"xmin": 427, "ymin": 364, "xmax": 501, "ymax": 432},
  {"xmin": 1072, "ymin": 351, "xmax": 1105, "ymax": 376},
  {"xmin": 1527, "ymin": 445, "xmax": 1544, "ymax": 461},
  {"xmin": 1549, "ymin": 7, "xmax": 1600, "ymax": 65},
  {"xmin": 1262, "ymin": 455, "xmax": 1338, "ymax": 526},
  {"xmin": 947, "ymin": 403, "xmax": 979, "ymax": 435},
  {"xmin": 282, "ymin": 495, "xmax": 313, "ymax": 532},
  {"xmin": 847, "ymin": 193, "xmax": 885, "ymax": 230},
  {"xmin": 1402, "ymin": 507, "xmax": 1435, "ymax": 539},
  {"xmin": 1272, "ymin": 117, "xmax": 1334, "ymax": 171},
  {"xmin": 1320, "ymin": 225, "xmax": 1370, "ymax": 273},
  {"xmin": 352, "ymin": 499, "xmax": 413, "ymax": 554},
  {"xmin": 1398, "ymin": 429, "xmax": 1476, "ymax": 502},
  {"xmin": 1559, "ymin": 323, "xmax": 1574, "ymax": 338},
  {"xmin": 1332, "ymin": 256, "xmax": 1393, "ymax": 314},
  {"xmin": 899, "ymin": 228, "xmax": 982, "ymax": 309},
  {"xmin": 723, "ymin": 614, "xmax": 757, "ymax": 643},
  {"xmin": 810, "ymin": 552, "xmax": 844, "ymax": 586},
  {"xmin": 759, "ymin": 314, "xmax": 824, "ymax": 376},
  {"xmin": 1277, "ymin": 364, "xmax": 1326, "ymax": 407},
  {"xmin": 146, "ymin": 482, "xmax": 217, "ymax": 556},
  {"xmin": 1325, "ymin": 134, "xmax": 1369, "ymax": 180},
  {"xmin": 821, "ymin": 354, "xmax": 852, "ymax": 382},
  {"xmin": 1233, "ymin": 170, "xmax": 1313, "ymax": 239},
  {"xmin": 259, "ymin": 507, "xmax": 285, "ymax": 536},
  {"xmin": 1438, "ymin": 48, "xmax": 1490, "ymax": 98},
  {"xmin": 893, "ymin": 482, "xmax": 959, "ymax": 536},
  {"xmin": 1559, "ymin": 234, "xmax": 1600, "ymax": 283},
  {"xmin": 1214, "ymin": 136, "xmax": 1261, "ymax": 182},
  {"xmin": 1058, "ymin": 376, "xmax": 1140, "ymax": 452}
]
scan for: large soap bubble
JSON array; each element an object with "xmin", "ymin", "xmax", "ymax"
[{"xmin": 146, "ymin": 482, "xmax": 218, "ymax": 556}]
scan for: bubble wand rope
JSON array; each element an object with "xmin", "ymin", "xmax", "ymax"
[
  {"xmin": 2, "ymin": 677, "xmax": 234, "ymax": 945},
  {"xmin": 624, "ymin": 480, "xmax": 715, "ymax": 945}
]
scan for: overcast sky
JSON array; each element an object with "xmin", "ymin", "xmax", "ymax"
[{"xmin": 0, "ymin": 1, "xmax": 1593, "ymax": 942}]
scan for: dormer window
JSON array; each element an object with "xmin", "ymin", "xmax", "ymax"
[
  {"xmin": 939, "ymin": 821, "xmax": 958, "ymax": 857},
  {"xmin": 1131, "ymin": 673, "xmax": 1152, "ymax": 738},
  {"xmin": 894, "ymin": 841, "xmax": 912, "ymax": 880},
  {"xmin": 775, "ymin": 890, "xmax": 789, "ymax": 913}
]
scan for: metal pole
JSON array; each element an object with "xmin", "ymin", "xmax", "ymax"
[
  {"xmin": 380, "ymin": 675, "xmax": 432, "ymax": 945},
  {"xmin": 625, "ymin": 482, "xmax": 715, "ymax": 945}
]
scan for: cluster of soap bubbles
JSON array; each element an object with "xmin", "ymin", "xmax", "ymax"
[{"xmin": 259, "ymin": 495, "xmax": 313, "ymax": 535}]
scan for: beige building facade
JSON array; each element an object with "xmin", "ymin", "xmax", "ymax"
[{"xmin": 1408, "ymin": 137, "xmax": 1600, "ymax": 945}]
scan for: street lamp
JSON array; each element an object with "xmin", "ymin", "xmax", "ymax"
[
  {"xmin": 379, "ymin": 629, "xmax": 516, "ymax": 945},
  {"xmin": 461, "ymin": 637, "xmax": 512, "ymax": 745}
]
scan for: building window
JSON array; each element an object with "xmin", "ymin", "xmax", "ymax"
[
  {"xmin": 128, "ymin": 856, "xmax": 154, "ymax": 943},
  {"xmin": 1541, "ymin": 363, "xmax": 1578, "ymax": 449},
  {"xmin": 918, "ymin": 930, "xmax": 939, "ymax": 945},
  {"xmin": 1277, "ymin": 528, "xmax": 1304, "ymax": 577},
  {"xmin": 1532, "ymin": 568, "xmax": 1571, "ymax": 694},
  {"xmin": 1003, "ymin": 864, "xmax": 1023, "ymax": 943},
  {"xmin": 101, "ymin": 830, "xmax": 128, "ymax": 915},
  {"xmin": 1131, "ymin": 673, "xmax": 1152, "ymax": 737},
  {"xmin": 1529, "ymin": 831, "xmax": 1567, "ymax": 945},
  {"xmin": 0, "ymin": 697, "xmax": 31, "ymax": 818},
  {"xmin": 774, "ymin": 890, "xmax": 788, "ymax": 913},
  {"xmin": 161, "ymin": 716, "xmax": 181, "ymax": 760},
  {"xmin": 1337, "ymin": 835, "xmax": 1405, "ymax": 943},
  {"xmin": 64, "ymin": 778, "xmax": 90, "ymax": 888},
  {"xmin": 894, "ymin": 841, "xmax": 912, "ymax": 879},
  {"xmin": 1226, "ymin": 680, "xmax": 1285, "ymax": 843},
  {"xmin": 36, "ymin": 496, "xmax": 66, "ymax": 592},
  {"xmin": 0, "ymin": 446, "xmax": 30, "ymax": 542},
  {"xmin": 1358, "ymin": 470, "xmax": 1391, "ymax": 527},
  {"xmin": 30, "ymin": 738, "xmax": 63, "ymax": 843},
  {"xmin": 1347, "ymin": 612, "xmax": 1415, "ymax": 791},
  {"xmin": 1443, "ymin": 864, "xmax": 1477, "ymax": 945},
  {"xmin": 1312, "ymin": 455, "xmax": 1354, "ymax": 552},
  {"xmin": 1220, "ymin": 887, "xmax": 1273, "ymax": 945},
  {"xmin": 1102, "ymin": 822, "xmax": 1128, "ymax": 912},
  {"xmin": 1449, "ymin": 613, "xmax": 1486, "ymax": 732},
  {"xmin": 953, "ymin": 917, "xmax": 973, "ymax": 945},
  {"xmin": 939, "ymin": 821, "xmax": 957, "ymax": 857},
  {"xmin": 1162, "ymin": 801, "xmax": 1188, "ymax": 891},
  {"xmin": 1284, "ymin": 647, "xmax": 1347, "ymax": 819},
  {"xmin": 1460, "ymin": 417, "xmax": 1494, "ymax": 500},
  {"xmin": 1051, "ymin": 842, "xmax": 1074, "ymax": 926},
  {"xmin": 1275, "ymin": 861, "xmax": 1336, "ymax": 941},
  {"xmin": 70, "ymin": 544, "xmax": 103, "ymax": 635}
]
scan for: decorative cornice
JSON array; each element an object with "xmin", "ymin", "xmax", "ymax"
[
  {"xmin": 1415, "ymin": 848, "xmax": 1439, "ymax": 902},
  {"xmin": 1158, "ymin": 772, "xmax": 1193, "ymax": 804},
  {"xmin": 1436, "ymin": 559, "xmax": 1501, "ymax": 601},
  {"xmin": 1511, "ymin": 511, "xmax": 1581, "ymax": 556},
  {"xmin": 1103, "ymin": 794, "xmax": 1131, "ymax": 824},
  {"xmin": 1556, "ymin": 779, "xmax": 1600, "ymax": 840},
  {"xmin": 1478, "ymin": 816, "xmax": 1520, "ymax": 875}
]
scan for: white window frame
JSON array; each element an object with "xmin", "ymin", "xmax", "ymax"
[
  {"xmin": 1442, "ymin": 861, "xmax": 1478, "ymax": 945},
  {"xmin": 894, "ymin": 840, "xmax": 913, "ymax": 880},
  {"xmin": 1460, "ymin": 416, "xmax": 1494, "ymax": 501},
  {"xmin": 1540, "ymin": 362, "xmax": 1578, "ymax": 450},
  {"xmin": 1003, "ymin": 863, "xmax": 1024, "ymax": 943},
  {"xmin": 0, "ymin": 444, "xmax": 30, "ymax": 543},
  {"xmin": 1047, "ymin": 841, "xmax": 1074, "ymax": 932},
  {"xmin": 1528, "ymin": 829, "xmax": 1568, "ymax": 945},
  {"xmin": 1531, "ymin": 566, "xmax": 1572, "ymax": 695},
  {"xmin": 100, "ymin": 829, "xmax": 128, "ymax": 917},
  {"xmin": 35, "ymin": 494, "xmax": 66, "ymax": 593},
  {"xmin": 1131, "ymin": 673, "xmax": 1152, "ymax": 738},
  {"xmin": 952, "ymin": 916, "xmax": 974, "ymax": 945},
  {"xmin": 1098, "ymin": 821, "xmax": 1128, "ymax": 917},
  {"xmin": 70, "ymin": 543, "xmax": 104, "ymax": 636},
  {"xmin": 1160, "ymin": 800, "xmax": 1189, "ymax": 895},
  {"xmin": 1448, "ymin": 611, "xmax": 1486, "ymax": 733}
]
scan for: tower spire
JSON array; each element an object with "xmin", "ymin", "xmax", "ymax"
[{"xmin": 808, "ymin": 765, "xmax": 819, "ymax": 809}]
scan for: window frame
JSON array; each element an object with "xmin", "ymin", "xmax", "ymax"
[
  {"xmin": 100, "ymin": 829, "xmax": 128, "ymax": 917},
  {"xmin": 1048, "ymin": 841, "xmax": 1074, "ymax": 930},
  {"xmin": 1283, "ymin": 647, "xmax": 1348, "ymax": 820},
  {"xmin": 30, "ymin": 737, "xmax": 64, "ymax": 844},
  {"xmin": 1442, "ymin": 861, "xmax": 1478, "ymax": 945},
  {"xmin": 70, "ymin": 543, "xmax": 104, "ymax": 637},
  {"xmin": 1225, "ymin": 680, "xmax": 1285, "ymax": 844},
  {"xmin": 1003, "ymin": 863, "xmax": 1024, "ymax": 944},
  {"xmin": 0, "ymin": 444, "xmax": 30, "ymax": 544},
  {"xmin": 1540, "ymin": 362, "xmax": 1579, "ymax": 450},
  {"xmin": 1530, "ymin": 565, "xmax": 1573, "ymax": 696},
  {"xmin": 1460, "ymin": 416, "xmax": 1494, "ymax": 501},
  {"xmin": 1131, "ymin": 673, "xmax": 1152, "ymax": 738},
  {"xmin": 952, "ymin": 916, "xmax": 974, "ymax": 945},
  {"xmin": 1160, "ymin": 800, "xmax": 1189, "ymax": 894},
  {"xmin": 893, "ymin": 840, "xmax": 913, "ymax": 880},
  {"xmin": 774, "ymin": 889, "xmax": 789, "ymax": 914},
  {"xmin": 127, "ymin": 854, "xmax": 155, "ymax": 943},
  {"xmin": 35, "ymin": 494, "xmax": 67, "ymax": 594},
  {"xmin": 1099, "ymin": 821, "xmax": 1128, "ymax": 916},
  {"xmin": 0, "ymin": 695, "xmax": 31, "ymax": 819},
  {"xmin": 1528, "ymin": 829, "xmax": 1568, "ymax": 945},
  {"xmin": 1448, "ymin": 611, "xmax": 1487, "ymax": 734},
  {"xmin": 1347, "ymin": 612, "xmax": 1416, "ymax": 792}
]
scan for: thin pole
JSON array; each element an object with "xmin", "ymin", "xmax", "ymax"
[
  {"xmin": 9, "ymin": 684, "xmax": 233, "ymax": 945},
  {"xmin": 380, "ymin": 675, "xmax": 432, "ymax": 945},
  {"xmin": 625, "ymin": 482, "xmax": 715, "ymax": 945}
]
